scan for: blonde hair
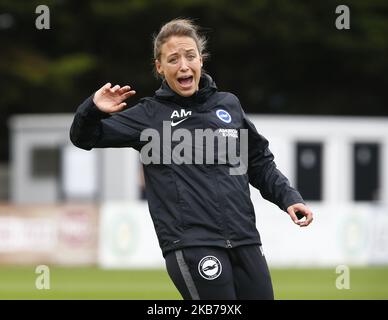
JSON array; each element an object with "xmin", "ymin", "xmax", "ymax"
[{"xmin": 153, "ymin": 18, "xmax": 209, "ymax": 77}]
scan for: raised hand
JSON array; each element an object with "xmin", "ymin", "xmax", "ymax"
[{"xmin": 93, "ymin": 83, "xmax": 136, "ymax": 113}]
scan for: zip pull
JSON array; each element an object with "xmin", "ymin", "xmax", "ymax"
[{"xmin": 226, "ymin": 240, "xmax": 232, "ymax": 248}]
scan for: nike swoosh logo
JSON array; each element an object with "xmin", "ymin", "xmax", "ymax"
[{"xmin": 171, "ymin": 118, "xmax": 189, "ymax": 127}]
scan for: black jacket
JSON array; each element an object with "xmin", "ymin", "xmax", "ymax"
[{"xmin": 70, "ymin": 74, "xmax": 304, "ymax": 256}]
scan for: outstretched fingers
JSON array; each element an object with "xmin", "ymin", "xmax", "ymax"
[
  {"xmin": 110, "ymin": 84, "xmax": 121, "ymax": 93},
  {"xmin": 122, "ymin": 90, "xmax": 136, "ymax": 99},
  {"xmin": 119, "ymin": 85, "xmax": 131, "ymax": 93},
  {"xmin": 107, "ymin": 84, "xmax": 136, "ymax": 99},
  {"xmin": 101, "ymin": 82, "xmax": 112, "ymax": 95},
  {"xmin": 118, "ymin": 85, "xmax": 136, "ymax": 97}
]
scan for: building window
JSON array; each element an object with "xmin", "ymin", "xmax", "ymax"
[
  {"xmin": 353, "ymin": 143, "xmax": 380, "ymax": 201},
  {"xmin": 296, "ymin": 142, "xmax": 323, "ymax": 201},
  {"xmin": 31, "ymin": 147, "xmax": 60, "ymax": 179}
]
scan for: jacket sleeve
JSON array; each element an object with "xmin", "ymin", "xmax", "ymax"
[
  {"xmin": 69, "ymin": 95, "xmax": 152, "ymax": 151},
  {"xmin": 241, "ymin": 108, "xmax": 305, "ymax": 212}
]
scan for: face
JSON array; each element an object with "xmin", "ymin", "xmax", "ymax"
[{"xmin": 156, "ymin": 36, "xmax": 203, "ymax": 97}]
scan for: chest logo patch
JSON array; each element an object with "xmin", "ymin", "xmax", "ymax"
[
  {"xmin": 171, "ymin": 109, "xmax": 192, "ymax": 127},
  {"xmin": 216, "ymin": 109, "xmax": 232, "ymax": 123}
]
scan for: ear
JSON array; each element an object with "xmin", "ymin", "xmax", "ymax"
[
  {"xmin": 155, "ymin": 60, "xmax": 163, "ymax": 75},
  {"xmin": 200, "ymin": 56, "xmax": 203, "ymax": 68}
]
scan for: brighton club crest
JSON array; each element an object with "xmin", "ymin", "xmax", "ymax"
[{"xmin": 198, "ymin": 256, "xmax": 222, "ymax": 280}]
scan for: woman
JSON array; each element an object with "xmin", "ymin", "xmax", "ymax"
[{"xmin": 70, "ymin": 18, "xmax": 313, "ymax": 300}]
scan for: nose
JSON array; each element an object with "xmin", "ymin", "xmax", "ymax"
[{"xmin": 179, "ymin": 58, "xmax": 189, "ymax": 71}]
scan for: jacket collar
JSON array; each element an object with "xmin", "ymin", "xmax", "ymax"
[{"xmin": 154, "ymin": 73, "xmax": 218, "ymax": 108}]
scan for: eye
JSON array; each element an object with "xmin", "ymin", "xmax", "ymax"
[
  {"xmin": 187, "ymin": 54, "xmax": 196, "ymax": 60},
  {"xmin": 168, "ymin": 57, "xmax": 178, "ymax": 64}
]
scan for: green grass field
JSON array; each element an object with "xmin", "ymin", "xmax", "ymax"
[{"xmin": 0, "ymin": 266, "xmax": 387, "ymax": 300}]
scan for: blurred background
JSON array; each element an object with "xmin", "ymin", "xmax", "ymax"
[{"xmin": 0, "ymin": 0, "xmax": 387, "ymax": 299}]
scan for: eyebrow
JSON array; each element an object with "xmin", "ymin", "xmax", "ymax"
[{"xmin": 166, "ymin": 49, "xmax": 196, "ymax": 59}]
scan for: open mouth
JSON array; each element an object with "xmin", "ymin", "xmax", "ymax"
[{"xmin": 177, "ymin": 75, "xmax": 194, "ymax": 88}]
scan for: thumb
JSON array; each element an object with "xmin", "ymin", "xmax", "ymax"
[{"xmin": 114, "ymin": 102, "xmax": 127, "ymax": 112}]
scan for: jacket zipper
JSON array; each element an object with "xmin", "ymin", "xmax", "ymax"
[
  {"xmin": 172, "ymin": 101, "xmax": 233, "ymax": 249},
  {"xmin": 210, "ymin": 161, "xmax": 232, "ymax": 249},
  {"xmin": 196, "ymin": 110, "xmax": 232, "ymax": 249}
]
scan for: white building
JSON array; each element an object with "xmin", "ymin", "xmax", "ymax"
[{"xmin": 9, "ymin": 114, "xmax": 141, "ymax": 204}]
